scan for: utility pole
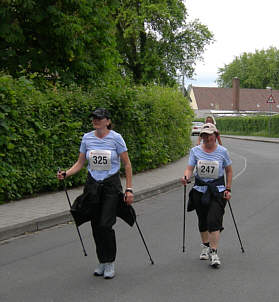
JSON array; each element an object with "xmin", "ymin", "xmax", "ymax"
[{"xmin": 266, "ymin": 86, "xmax": 275, "ymax": 136}]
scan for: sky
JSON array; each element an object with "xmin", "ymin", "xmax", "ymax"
[{"xmin": 185, "ymin": 0, "xmax": 279, "ymax": 87}]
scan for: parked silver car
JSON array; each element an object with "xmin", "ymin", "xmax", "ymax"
[{"xmin": 191, "ymin": 122, "xmax": 204, "ymax": 136}]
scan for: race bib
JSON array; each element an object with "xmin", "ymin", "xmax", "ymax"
[
  {"xmin": 88, "ymin": 150, "xmax": 111, "ymax": 171},
  {"xmin": 197, "ymin": 160, "xmax": 219, "ymax": 179}
]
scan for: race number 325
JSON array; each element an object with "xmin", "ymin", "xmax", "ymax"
[
  {"xmin": 91, "ymin": 155, "xmax": 108, "ymax": 165},
  {"xmin": 89, "ymin": 150, "xmax": 111, "ymax": 171}
]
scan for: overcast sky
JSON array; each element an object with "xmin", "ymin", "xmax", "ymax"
[{"xmin": 186, "ymin": 0, "xmax": 279, "ymax": 87}]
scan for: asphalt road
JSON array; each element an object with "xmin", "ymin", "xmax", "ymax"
[{"xmin": 1, "ymin": 138, "xmax": 279, "ymax": 302}]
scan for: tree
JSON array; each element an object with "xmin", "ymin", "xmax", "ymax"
[
  {"xmin": 0, "ymin": 0, "xmax": 120, "ymax": 85},
  {"xmin": 114, "ymin": 0, "xmax": 214, "ymax": 85},
  {"xmin": 217, "ymin": 47, "xmax": 279, "ymax": 89},
  {"xmin": 0, "ymin": 0, "xmax": 213, "ymax": 87}
]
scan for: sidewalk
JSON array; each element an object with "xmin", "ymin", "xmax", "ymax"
[
  {"xmin": 1, "ymin": 135, "xmax": 278, "ymax": 242},
  {"xmin": 222, "ymin": 134, "xmax": 279, "ymax": 144}
]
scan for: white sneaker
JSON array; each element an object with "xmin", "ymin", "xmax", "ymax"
[
  {"xmin": 210, "ymin": 250, "xmax": 221, "ymax": 267},
  {"xmin": 104, "ymin": 262, "xmax": 115, "ymax": 279},
  {"xmin": 199, "ymin": 244, "xmax": 210, "ymax": 260},
  {"xmin": 94, "ymin": 263, "xmax": 105, "ymax": 276}
]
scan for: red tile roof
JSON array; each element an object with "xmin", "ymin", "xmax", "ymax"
[{"xmin": 192, "ymin": 87, "xmax": 279, "ymax": 112}]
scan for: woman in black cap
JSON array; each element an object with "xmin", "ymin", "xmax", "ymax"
[{"xmin": 58, "ymin": 108, "xmax": 133, "ymax": 279}]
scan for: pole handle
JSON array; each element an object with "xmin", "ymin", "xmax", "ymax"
[{"xmin": 184, "ymin": 176, "xmax": 191, "ymax": 185}]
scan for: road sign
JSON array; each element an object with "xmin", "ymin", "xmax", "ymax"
[{"xmin": 266, "ymin": 94, "xmax": 275, "ymax": 103}]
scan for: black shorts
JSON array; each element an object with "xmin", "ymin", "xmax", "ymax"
[{"xmin": 191, "ymin": 189, "xmax": 227, "ymax": 232}]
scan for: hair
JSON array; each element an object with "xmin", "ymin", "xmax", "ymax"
[
  {"xmin": 106, "ymin": 117, "xmax": 113, "ymax": 129},
  {"xmin": 205, "ymin": 115, "xmax": 216, "ymax": 125},
  {"xmin": 107, "ymin": 122, "xmax": 112, "ymax": 130}
]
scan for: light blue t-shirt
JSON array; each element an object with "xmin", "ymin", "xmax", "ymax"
[
  {"xmin": 188, "ymin": 145, "xmax": 232, "ymax": 193},
  {"xmin": 80, "ymin": 130, "xmax": 127, "ymax": 181}
]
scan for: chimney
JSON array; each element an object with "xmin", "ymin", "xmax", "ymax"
[{"xmin": 232, "ymin": 77, "xmax": 240, "ymax": 111}]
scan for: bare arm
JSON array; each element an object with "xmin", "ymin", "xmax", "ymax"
[
  {"xmin": 225, "ymin": 165, "xmax": 232, "ymax": 189},
  {"xmin": 181, "ymin": 165, "xmax": 195, "ymax": 185},
  {"xmin": 224, "ymin": 165, "xmax": 232, "ymax": 200},
  {"xmin": 57, "ymin": 152, "xmax": 86, "ymax": 179},
  {"xmin": 120, "ymin": 151, "xmax": 133, "ymax": 204},
  {"xmin": 217, "ymin": 132, "xmax": 223, "ymax": 145}
]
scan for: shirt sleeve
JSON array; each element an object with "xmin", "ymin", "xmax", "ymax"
[
  {"xmin": 188, "ymin": 148, "xmax": 197, "ymax": 166},
  {"xmin": 223, "ymin": 148, "xmax": 232, "ymax": 167},
  {"xmin": 79, "ymin": 134, "xmax": 86, "ymax": 154},
  {"xmin": 115, "ymin": 133, "xmax": 128, "ymax": 154}
]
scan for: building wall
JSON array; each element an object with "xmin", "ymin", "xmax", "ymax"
[{"xmin": 189, "ymin": 87, "xmax": 198, "ymax": 110}]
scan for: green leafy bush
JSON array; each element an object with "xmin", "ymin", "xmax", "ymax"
[
  {"xmin": 216, "ymin": 115, "xmax": 279, "ymax": 137},
  {"xmin": 0, "ymin": 75, "xmax": 193, "ymax": 202}
]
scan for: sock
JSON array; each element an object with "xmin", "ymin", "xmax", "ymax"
[
  {"xmin": 210, "ymin": 248, "xmax": 217, "ymax": 253},
  {"xmin": 203, "ymin": 242, "xmax": 210, "ymax": 247}
]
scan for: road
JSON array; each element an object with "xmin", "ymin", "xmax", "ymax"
[{"xmin": 1, "ymin": 138, "xmax": 279, "ymax": 302}]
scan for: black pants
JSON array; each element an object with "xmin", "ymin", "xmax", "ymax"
[
  {"xmin": 87, "ymin": 173, "xmax": 122, "ymax": 263},
  {"xmin": 192, "ymin": 189, "xmax": 227, "ymax": 233}
]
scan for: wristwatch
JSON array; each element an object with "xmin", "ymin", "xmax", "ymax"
[{"xmin": 125, "ymin": 188, "xmax": 133, "ymax": 194}]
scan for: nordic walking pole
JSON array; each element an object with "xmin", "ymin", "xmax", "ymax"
[
  {"xmin": 182, "ymin": 177, "xmax": 191, "ymax": 253},
  {"xmin": 129, "ymin": 207, "xmax": 154, "ymax": 265},
  {"xmin": 182, "ymin": 181, "xmax": 186, "ymax": 253},
  {"xmin": 227, "ymin": 200, "xmax": 245, "ymax": 253},
  {"xmin": 58, "ymin": 168, "xmax": 88, "ymax": 256}
]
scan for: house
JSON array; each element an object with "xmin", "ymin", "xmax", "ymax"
[{"xmin": 188, "ymin": 78, "xmax": 279, "ymax": 118}]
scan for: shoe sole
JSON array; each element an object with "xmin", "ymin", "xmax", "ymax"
[
  {"xmin": 210, "ymin": 262, "xmax": 220, "ymax": 268},
  {"xmin": 104, "ymin": 275, "xmax": 115, "ymax": 279},
  {"xmin": 94, "ymin": 272, "xmax": 104, "ymax": 277},
  {"xmin": 200, "ymin": 256, "xmax": 209, "ymax": 260}
]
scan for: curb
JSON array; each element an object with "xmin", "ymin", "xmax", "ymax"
[
  {"xmin": 0, "ymin": 211, "xmax": 72, "ymax": 242},
  {"xmin": 0, "ymin": 179, "xmax": 182, "ymax": 242}
]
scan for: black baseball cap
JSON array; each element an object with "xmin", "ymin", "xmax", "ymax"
[{"xmin": 90, "ymin": 108, "xmax": 111, "ymax": 119}]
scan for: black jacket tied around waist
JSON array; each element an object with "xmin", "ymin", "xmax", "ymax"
[
  {"xmin": 70, "ymin": 172, "xmax": 136, "ymax": 227},
  {"xmin": 187, "ymin": 176, "xmax": 225, "ymax": 212}
]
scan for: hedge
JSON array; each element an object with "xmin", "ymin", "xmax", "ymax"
[
  {"xmin": 0, "ymin": 75, "xmax": 193, "ymax": 202},
  {"xmin": 216, "ymin": 115, "xmax": 279, "ymax": 137}
]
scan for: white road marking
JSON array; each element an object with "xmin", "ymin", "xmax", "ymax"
[{"xmin": 230, "ymin": 151, "xmax": 247, "ymax": 180}]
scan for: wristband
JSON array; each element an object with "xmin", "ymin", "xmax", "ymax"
[
  {"xmin": 225, "ymin": 188, "xmax": 231, "ymax": 192},
  {"xmin": 125, "ymin": 188, "xmax": 133, "ymax": 194}
]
